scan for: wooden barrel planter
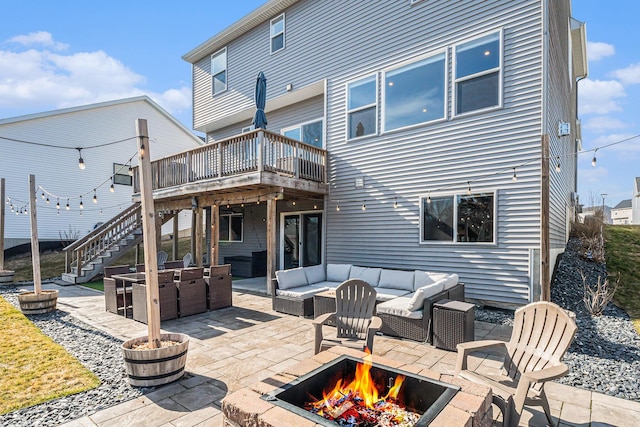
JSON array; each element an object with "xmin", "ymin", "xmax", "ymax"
[
  {"xmin": 0, "ymin": 270, "xmax": 15, "ymax": 285},
  {"xmin": 18, "ymin": 290, "xmax": 58, "ymax": 314},
  {"xmin": 121, "ymin": 333, "xmax": 189, "ymax": 387}
]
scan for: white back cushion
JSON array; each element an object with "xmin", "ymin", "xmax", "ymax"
[
  {"xmin": 442, "ymin": 274, "xmax": 459, "ymax": 290},
  {"xmin": 304, "ymin": 264, "xmax": 326, "ymax": 284},
  {"xmin": 349, "ymin": 266, "xmax": 382, "ymax": 287},
  {"xmin": 406, "ymin": 280, "xmax": 446, "ymax": 311},
  {"xmin": 326, "ymin": 264, "xmax": 352, "ymax": 282},
  {"xmin": 414, "ymin": 270, "xmax": 448, "ymax": 291},
  {"xmin": 378, "ymin": 269, "xmax": 415, "ymax": 291},
  {"xmin": 276, "ymin": 268, "xmax": 308, "ymax": 290}
]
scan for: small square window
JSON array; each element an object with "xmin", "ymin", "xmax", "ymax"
[
  {"xmin": 270, "ymin": 14, "xmax": 285, "ymax": 54},
  {"xmin": 347, "ymin": 75, "xmax": 377, "ymax": 139},
  {"xmin": 113, "ymin": 163, "xmax": 132, "ymax": 186},
  {"xmin": 211, "ymin": 48, "xmax": 227, "ymax": 95},
  {"xmin": 220, "ymin": 214, "xmax": 243, "ymax": 242}
]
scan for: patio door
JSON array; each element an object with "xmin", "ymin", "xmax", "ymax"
[{"xmin": 280, "ymin": 212, "xmax": 323, "ymax": 269}]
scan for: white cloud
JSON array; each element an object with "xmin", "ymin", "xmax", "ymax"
[
  {"xmin": 5, "ymin": 31, "xmax": 68, "ymax": 51},
  {"xmin": 0, "ymin": 33, "xmax": 191, "ymax": 117},
  {"xmin": 586, "ymin": 41, "xmax": 615, "ymax": 61},
  {"xmin": 578, "ymin": 79, "xmax": 626, "ymax": 115},
  {"xmin": 583, "ymin": 116, "xmax": 627, "ymax": 132},
  {"xmin": 611, "ymin": 63, "xmax": 640, "ymax": 85},
  {"xmin": 588, "ymin": 133, "xmax": 640, "ymax": 154}
]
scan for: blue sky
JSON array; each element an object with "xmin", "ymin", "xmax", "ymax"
[{"xmin": 0, "ymin": 1, "xmax": 638, "ymax": 208}]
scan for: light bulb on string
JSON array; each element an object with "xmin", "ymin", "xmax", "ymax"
[
  {"xmin": 592, "ymin": 149, "xmax": 598, "ymax": 167},
  {"xmin": 93, "ymin": 189, "xmax": 97, "ymax": 203},
  {"xmin": 56, "ymin": 199, "xmax": 60, "ymax": 210},
  {"xmin": 77, "ymin": 148, "xmax": 85, "ymax": 170},
  {"xmin": 336, "ymin": 201, "xmax": 340, "ymax": 212},
  {"xmin": 66, "ymin": 199, "xmax": 70, "ymax": 211},
  {"xmin": 139, "ymin": 139, "xmax": 146, "ymax": 157},
  {"xmin": 394, "ymin": 197, "xmax": 398, "ymax": 209},
  {"xmin": 555, "ymin": 156, "xmax": 561, "ymax": 173},
  {"xmin": 128, "ymin": 163, "xmax": 133, "ymax": 176},
  {"xmin": 41, "ymin": 191, "xmax": 45, "ymax": 199},
  {"xmin": 110, "ymin": 178, "xmax": 115, "ymax": 193},
  {"xmin": 467, "ymin": 181, "xmax": 472, "ymax": 195},
  {"xmin": 23, "ymin": 208, "xmax": 27, "ymax": 215},
  {"xmin": 512, "ymin": 167, "xmax": 518, "ymax": 182},
  {"xmin": 427, "ymin": 192, "xmax": 432, "ymax": 204},
  {"xmin": 79, "ymin": 196, "xmax": 84, "ymax": 210},
  {"xmin": 361, "ymin": 200, "xmax": 366, "ymax": 211},
  {"xmin": 46, "ymin": 196, "xmax": 50, "ymax": 204}
]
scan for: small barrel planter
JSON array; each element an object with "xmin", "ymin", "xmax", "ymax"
[
  {"xmin": 0, "ymin": 270, "xmax": 15, "ymax": 285},
  {"xmin": 121, "ymin": 333, "xmax": 189, "ymax": 387},
  {"xmin": 18, "ymin": 290, "xmax": 58, "ymax": 314}
]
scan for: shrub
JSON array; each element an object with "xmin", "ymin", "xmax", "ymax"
[{"xmin": 582, "ymin": 272, "xmax": 619, "ymax": 316}]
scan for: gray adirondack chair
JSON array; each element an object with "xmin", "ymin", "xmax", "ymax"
[
  {"xmin": 313, "ymin": 279, "xmax": 382, "ymax": 355},
  {"xmin": 455, "ymin": 301, "xmax": 577, "ymax": 427}
]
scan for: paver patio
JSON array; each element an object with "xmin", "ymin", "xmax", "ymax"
[{"xmin": 44, "ymin": 283, "xmax": 640, "ymax": 427}]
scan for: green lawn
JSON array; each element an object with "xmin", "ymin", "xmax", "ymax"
[{"xmin": 604, "ymin": 225, "xmax": 640, "ymax": 333}]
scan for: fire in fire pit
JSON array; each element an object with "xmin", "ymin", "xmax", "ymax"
[{"xmin": 263, "ymin": 355, "xmax": 459, "ymax": 427}]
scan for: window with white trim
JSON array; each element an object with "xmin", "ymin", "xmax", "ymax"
[
  {"xmin": 211, "ymin": 48, "xmax": 227, "ymax": 95},
  {"xmin": 421, "ymin": 192, "xmax": 495, "ymax": 243},
  {"xmin": 220, "ymin": 214, "xmax": 243, "ymax": 242},
  {"xmin": 347, "ymin": 75, "xmax": 377, "ymax": 139},
  {"xmin": 241, "ymin": 125, "xmax": 255, "ymax": 133},
  {"xmin": 282, "ymin": 119, "xmax": 324, "ymax": 148},
  {"xmin": 383, "ymin": 52, "xmax": 446, "ymax": 132},
  {"xmin": 270, "ymin": 14, "xmax": 285, "ymax": 54},
  {"xmin": 454, "ymin": 32, "xmax": 501, "ymax": 115},
  {"xmin": 113, "ymin": 163, "xmax": 132, "ymax": 186}
]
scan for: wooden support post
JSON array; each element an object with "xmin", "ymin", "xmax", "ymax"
[
  {"xmin": 28, "ymin": 175, "xmax": 42, "ymax": 294},
  {"xmin": 210, "ymin": 204, "xmax": 219, "ymax": 266},
  {"xmin": 136, "ymin": 118, "xmax": 161, "ymax": 348},
  {"xmin": 190, "ymin": 210, "xmax": 196, "ymax": 262},
  {"xmin": 195, "ymin": 207, "xmax": 203, "ymax": 268},
  {"xmin": 172, "ymin": 212, "xmax": 179, "ymax": 261},
  {"xmin": 266, "ymin": 197, "xmax": 277, "ymax": 294},
  {"xmin": 541, "ymin": 134, "xmax": 551, "ymax": 302},
  {"xmin": 257, "ymin": 130, "xmax": 264, "ymax": 172},
  {"xmin": 135, "ymin": 243, "xmax": 141, "ymax": 265},
  {"xmin": 155, "ymin": 214, "xmax": 162, "ymax": 252},
  {"xmin": 0, "ymin": 178, "xmax": 4, "ymax": 271}
]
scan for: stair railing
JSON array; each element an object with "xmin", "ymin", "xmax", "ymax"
[{"xmin": 64, "ymin": 203, "xmax": 142, "ymax": 276}]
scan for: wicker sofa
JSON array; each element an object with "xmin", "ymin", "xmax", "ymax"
[{"xmin": 273, "ymin": 264, "xmax": 463, "ymax": 342}]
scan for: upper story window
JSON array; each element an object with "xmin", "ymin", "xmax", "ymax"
[
  {"xmin": 383, "ymin": 52, "xmax": 446, "ymax": 132},
  {"xmin": 282, "ymin": 119, "xmax": 324, "ymax": 148},
  {"xmin": 421, "ymin": 191, "xmax": 495, "ymax": 244},
  {"xmin": 211, "ymin": 48, "xmax": 227, "ymax": 95},
  {"xmin": 270, "ymin": 14, "xmax": 285, "ymax": 54},
  {"xmin": 113, "ymin": 163, "xmax": 132, "ymax": 186},
  {"xmin": 347, "ymin": 75, "xmax": 377, "ymax": 140},
  {"xmin": 220, "ymin": 213, "xmax": 243, "ymax": 242},
  {"xmin": 454, "ymin": 31, "xmax": 501, "ymax": 115}
]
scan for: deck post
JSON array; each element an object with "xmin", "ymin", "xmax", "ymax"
[
  {"xmin": 217, "ymin": 143, "xmax": 223, "ymax": 178},
  {"xmin": 258, "ymin": 131, "xmax": 264, "ymax": 172},
  {"xmin": 190, "ymin": 211, "xmax": 196, "ymax": 263},
  {"xmin": 172, "ymin": 212, "xmax": 179, "ymax": 260},
  {"xmin": 195, "ymin": 207, "xmax": 204, "ymax": 268},
  {"xmin": 28, "ymin": 175, "xmax": 42, "ymax": 294},
  {"xmin": 186, "ymin": 151, "xmax": 192, "ymax": 182},
  {"xmin": 210, "ymin": 203, "xmax": 219, "ymax": 266},
  {"xmin": 0, "ymin": 178, "xmax": 4, "ymax": 271},
  {"xmin": 266, "ymin": 197, "xmax": 277, "ymax": 294},
  {"xmin": 136, "ymin": 118, "xmax": 161, "ymax": 348},
  {"xmin": 541, "ymin": 134, "xmax": 550, "ymax": 302}
]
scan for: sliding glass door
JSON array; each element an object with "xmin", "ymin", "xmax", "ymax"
[{"xmin": 281, "ymin": 212, "xmax": 323, "ymax": 269}]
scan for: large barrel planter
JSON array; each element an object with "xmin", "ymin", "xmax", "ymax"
[
  {"xmin": 18, "ymin": 290, "xmax": 58, "ymax": 314},
  {"xmin": 122, "ymin": 333, "xmax": 189, "ymax": 387},
  {"xmin": 0, "ymin": 270, "xmax": 15, "ymax": 285}
]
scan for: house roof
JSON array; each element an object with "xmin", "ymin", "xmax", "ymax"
[
  {"xmin": 182, "ymin": 0, "xmax": 299, "ymax": 64},
  {"xmin": 0, "ymin": 96, "xmax": 203, "ymax": 145},
  {"xmin": 613, "ymin": 199, "xmax": 632, "ymax": 210}
]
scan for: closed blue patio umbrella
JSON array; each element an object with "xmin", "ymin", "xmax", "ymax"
[{"xmin": 252, "ymin": 71, "xmax": 268, "ymax": 129}]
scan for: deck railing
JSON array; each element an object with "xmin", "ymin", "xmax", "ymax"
[{"xmin": 132, "ymin": 129, "xmax": 327, "ymax": 193}]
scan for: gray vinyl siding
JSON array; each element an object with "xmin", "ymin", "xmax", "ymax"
[
  {"xmin": 207, "ymin": 95, "xmax": 323, "ymax": 142},
  {"xmin": 216, "ymin": 204, "xmax": 268, "ymax": 265},
  {"xmin": 189, "ymin": 0, "xmax": 569, "ymax": 306},
  {"xmin": 546, "ymin": 0, "xmax": 576, "ymax": 253}
]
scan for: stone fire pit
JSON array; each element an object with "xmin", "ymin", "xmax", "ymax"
[{"xmin": 222, "ymin": 346, "xmax": 493, "ymax": 427}]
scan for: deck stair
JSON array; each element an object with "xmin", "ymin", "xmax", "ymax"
[{"xmin": 61, "ymin": 203, "xmax": 174, "ymax": 284}]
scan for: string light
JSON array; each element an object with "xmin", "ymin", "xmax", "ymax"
[
  {"xmin": 361, "ymin": 200, "xmax": 366, "ymax": 211},
  {"xmin": 79, "ymin": 196, "xmax": 84, "ymax": 210},
  {"xmin": 467, "ymin": 181, "xmax": 472, "ymax": 195},
  {"xmin": 394, "ymin": 197, "xmax": 398, "ymax": 209},
  {"xmin": 66, "ymin": 199, "xmax": 70, "ymax": 210},
  {"xmin": 292, "ymin": 200, "xmax": 296, "ymax": 206},
  {"xmin": 46, "ymin": 196, "xmax": 50, "ymax": 204},
  {"xmin": 336, "ymin": 201, "xmax": 340, "ymax": 212},
  {"xmin": 512, "ymin": 167, "xmax": 518, "ymax": 182},
  {"xmin": 41, "ymin": 191, "xmax": 45, "ymax": 199},
  {"xmin": 555, "ymin": 156, "xmax": 561, "ymax": 172},
  {"xmin": 139, "ymin": 138, "xmax": 146, "ymax": 157},
  {"xmin": 110, "ymin": 178, "xmax": 115, "ymax": 193},
  {"xmin": 93, "ymin": 189, "xmax": 97, "ymax": 203},
  {"xmin": 56, "ymin": 199, "xmax": 60, "ymax": 210},
  {"xmin": 427, "ymin": 192, "xmax": 431, "ymax": 204},
  {"xmin": 592, "ymin": 149, "xmax": 597, "ymax": 167},
  {"xmin": 77, "ymin": 148, "xmax": 85, "ymax": 170}
]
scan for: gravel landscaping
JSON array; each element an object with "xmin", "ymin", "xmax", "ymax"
[
  {"xmin": 0, "ymin": 285, "xmax": 153, "ymax": 427},
  {"xmin": 478, "ymin": 238, "xmax": 640, "ymax": 402}
]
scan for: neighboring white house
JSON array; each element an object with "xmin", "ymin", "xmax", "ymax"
[
  {"xmin": 0, "ymin": 96, "xmax": 203, "ymax": 250},
  {"xmin": 578, "ymin": 206, "xmax": 610, "ymax": 224},
  {"xmin": 611, "ymin": 199, "xmax": 632, "ymax": 225}
]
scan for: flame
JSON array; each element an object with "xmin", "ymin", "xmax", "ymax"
[{"xmin": 312, "ymin": 352, "xmax": 406, "ymax": 412}]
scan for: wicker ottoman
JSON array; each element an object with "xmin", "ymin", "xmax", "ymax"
[{"xmin": 433, "ymin": 299, "xmax": 475, "ymax": 351}]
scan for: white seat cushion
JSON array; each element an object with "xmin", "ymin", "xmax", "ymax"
[
  {"xmin": 276, "ymin": 284, "xmax": 329, "ymax": 299},
  {"xmin": 275, "ymin": 267, "xmax": 308, "ymax": 290},
  {"xmin": 414, "ymin": 270, "xmax": 448, "ymax": 291},
  {"xmin": 406, "ymin": 280, "xmax": 446, "ymax": 311},
  {"xmin": 376, "ymin": 297, "xmax": 423, "ymax": 320},
  {"xmin": 312, "ymin": 281, "xmax": 342, "ymax": 290},
  {"xmin": 374, "ymin": 287, "xmax": 411, "ymax": 302},
  {"xmin": 326, "ymin": 264, "xmax": 352, "ymax": 282},
  {"xmin": 349, "ymin": 266, "xmax": 382, "ymax": 287},
  {"xmin": 378, "ymin": 269, "xmax": 415, "ymax": 291},
  {"xmin": 304, "ymin": 264, "xmax": 326, "ymax": 284}
]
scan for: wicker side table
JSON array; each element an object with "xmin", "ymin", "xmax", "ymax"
[
  {"xmin": 433, "ymin": 299, "xmax": 475, "ymax": 351},
  {"xmin": 313, "ymin": 290, "xmax": 337, "ymax": 325}
]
